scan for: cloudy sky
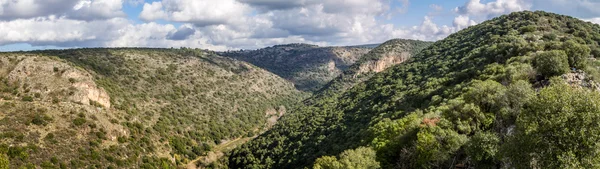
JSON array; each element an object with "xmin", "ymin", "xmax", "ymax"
[{"xmin": 0, "ymin": 0, "xmax": 599, "ymax": 51}]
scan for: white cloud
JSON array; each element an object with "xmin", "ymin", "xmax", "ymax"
[
  {"xmin": 68, "ymin": 0, "xmax": 126, "ymax": 20},
  {"xmin": 139, "ymin": 2, "xmax": 168, "ymax": 21},
  {"xmin": 455, "ymin": 0, "xmax": 531, "ymax": 19},
  {"xmin": 0, "ymin": 0, "xmax": 125, "ymax": 21},
  {"xmin": 453, "ymin": 15, "xmax": 478, "ymax": 30},
  {"xmin": 583, "ymin": 17, "xmax": 600, "ymax": 25},
  {"xmin": 139, "ymin": 0, "xmax": 250, "ymax": 27}
]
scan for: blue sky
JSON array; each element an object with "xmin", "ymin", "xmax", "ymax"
[{"xmin": 0, "ymin": 0, "xmax": 599, "ymax": 51}]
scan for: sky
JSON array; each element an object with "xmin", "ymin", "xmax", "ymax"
[{"xmin": 0, "ymin": 0, "xmax": 599, "ymax": 51}]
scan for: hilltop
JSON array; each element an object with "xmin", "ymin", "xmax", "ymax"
[{"xmin": 229, "ymin": 11, "xmax": 600, "ymax": 169}]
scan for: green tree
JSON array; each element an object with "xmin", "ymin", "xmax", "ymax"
[
  {"xmin": 313, "ymin": 147, "xmax": 380, "ymax": 169},
  {"xmin": 534, "ymin": 50, "xmax": 570, "ymax": 77},
  {"xmin": 562, "ymin": 40, "xmax": 591, "ymax": 69},
  {"xmin": 505, "ymin": 78, "xmax": 600, "ymax": 168},
  {"xmin": 465, "ymin": 132, "xmax": 500, "ymax": 168}
]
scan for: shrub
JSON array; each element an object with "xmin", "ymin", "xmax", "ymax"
[
  {"xmin": 534, "ymin": 50, "xmax": 570, "ymax": 77},
  {"xmin": 22, "ymin": 96, "xmax": 34, "ymax": 102},
  {"xmin": 518, "ymin": 25, "xmax": 536, "ymax": 33},
  {"xmin": 465, "ymin": 132, "xmax": 500, "ymax": 167},
  {"xmin": 562, "ymin": 40, "xmax": 591, "ymax": 69},
  {"xmin": 73, "ymin": 118, "xmax": 86, "ymax": 126},
  {"xmin": 504, "ymin": 80, "xmax": 600, "ymax": 168},
  {"xmin": 313, "ymin": 147, "xmax": 380, "ymax": 169}
]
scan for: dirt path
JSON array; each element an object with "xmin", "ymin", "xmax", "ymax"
[{"xmin": 186, "ymin": 137, "xmax": 255, "ymax": 169}]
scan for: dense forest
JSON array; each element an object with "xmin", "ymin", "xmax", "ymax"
[{"xmin": 229, "ymin": 11, "xmax": 600, "ymax": 168}]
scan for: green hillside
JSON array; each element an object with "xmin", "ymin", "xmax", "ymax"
[
  {"xmin": 0, "ymin": 48, "xmax": 307, "ymax": 168},
  {"xmin": 219, "ymin": 44, "xmax": 371, "ymax": 92},
  {"xmin": 308, "ymin": 39, "xmax": 432, "ymax": 104},
  {"xmin": 229, "ymin": 11, "xmax": 600, "ymax": 169}
]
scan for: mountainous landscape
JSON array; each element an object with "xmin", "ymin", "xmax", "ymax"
[
  {"xmin": 1, "ymin": 8, "xmax": 600, "ymax": 169},
  {"xmin": 229, "ymin": 11, "xmax": 600, "ymax": 169},
  {"xmin": 219, "ymin": 44, "xmax": 373, "ymax": 92}
]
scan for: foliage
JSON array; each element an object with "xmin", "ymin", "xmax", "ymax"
[
  {"xmin": 534, "ymin": 50, "xmax": 570, "ymax": 77},
  {"xmin": 0, "ymin": 154, "xmax": 8, "ymax": 169},
  {"xmin": 562, "ymin": 40, "xmax": 591, "ymax": 69},
  {"xmin": 504, "ymin": 79, "xmax": 600, "ymax": 168},
  {"xmin": 229, "ymin": 11, "xmax": 600, "ymax": 169},
  {"xmin": 313, "ymin": 147, "xmax": 380, "ymax": 169},
  {"xmin": 0, "ymin": 48, "xmax": 307, "ymax": 168}
]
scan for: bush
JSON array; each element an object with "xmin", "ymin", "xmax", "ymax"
[
  {"xmin": 591, "ymin": 47, "xmax": 600, "ymax": 58},
  {"xmin": 534, "ymin": 50, "xmax": 570, "ymax": 77},
  {"xmin": 504, "ymin": 80, "xmax": 600, "ymax": 168},
  {"xmin": 22, "ymin": 96, "xmax": 34, "ymax": 102},
  {"xmin": 73, "ymin": 118, "xmax": 86, "ymax": 126},
  {"xmin": 562, "ymin": 40, "xmax": 591, "ymax": 69},
  {"xmin": 313, "ymin": 147, "xmax": 380, "ymax": 169},
  {"xmin": 465, "ymin": 132, "xmax": 499, "ymax": 167},
  {"xmin": 519, "ymin": 25, "xmax": 536, "ymax": 33}
]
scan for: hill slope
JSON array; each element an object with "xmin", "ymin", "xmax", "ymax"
[
  {"xmin": 229, "ymin": 11, "xmax": 600, "ymax": 169},
  {"xmin": 0, "ymin": 48, "xmax": 307, "ymax": 168},
  {"xmin": 308, "ymin": 39, "xmax": 432, "ymax": 104},
  {"xmin": 219, "ymin": 44, "xmax": 372, "ymax": 92}
]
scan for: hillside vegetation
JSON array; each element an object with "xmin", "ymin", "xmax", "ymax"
[
  {"xmin": 219, "ymin": 44, "xmax": 372, "ymax": 92},
  {"xmin": 0, "ymin": 48, "xmax": 307, "ymax": 168},
  {"xmin": 229, "ymin": 11, "xmax": 600, "ymax": 169},
  {"xmin": 308, "ymin": 39, "xmax": 432, "ymax": 104}
]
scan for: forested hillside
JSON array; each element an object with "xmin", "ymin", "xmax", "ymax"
[
  {"xmin": 229, "ymin": 11, "xmax": 600, "ymax": 169},
  {"xmin": 308, "ymin": 39, "xmax": 432, "ymax": 104},
  {"xmin": 219, "ymin": 44, "xmax": 372, "ymax": 92},
  {"xmin": 0, "ymin": 48, "xmax": 307, "ymax": 168}
]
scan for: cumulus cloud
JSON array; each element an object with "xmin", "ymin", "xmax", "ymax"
[
  {"xmin": 139, "ymin": 0, "xmax": 250, "ymax": 27},
  {"xmin": 455, "ymin": 0, "xmax": 531, "ymax": 19},
  {"xmin": 139, "ymin": 2, "xmax": 167, "ymax": 21},
  {"xmin": 453, "ymin": 15, "xmax": 478, "ymax": 30},
  {"xmin": 0, "ymin": 16, "xmax": 128, "ymax": 47},
  {"xmin": 68, "ymin": 0, "xmax": 127, "ymax": 20},
  {"xmin": 0, "ymin": 0, "xmax": 125, "ymax": 21}
]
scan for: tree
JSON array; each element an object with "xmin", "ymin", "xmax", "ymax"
[
  {"xmin": 313, "ymin": 147, "xmax": 380, "ymax": 169},
  {"xmin": 562, "ymin": 40, "xmax": 591, "ymax": 69},
  {"xmin": 534, "ymin": 50, "xmax": 570, "ymax": 77},
  {"xmin": 504, "ymin": 78, "xmax": 600, "ymax": 168},
  {"xmin": 465, "ymin": 132, "xmax": 500, "ymax": 168}
]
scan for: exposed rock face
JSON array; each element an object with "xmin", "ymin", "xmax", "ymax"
[
  {"xmin": 356, "ymin": 52, "xmax": 410, "ymax": 76},
  {"xmin": 6, "ymin": 56, "xmax": 111, "ymax": 108}
]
